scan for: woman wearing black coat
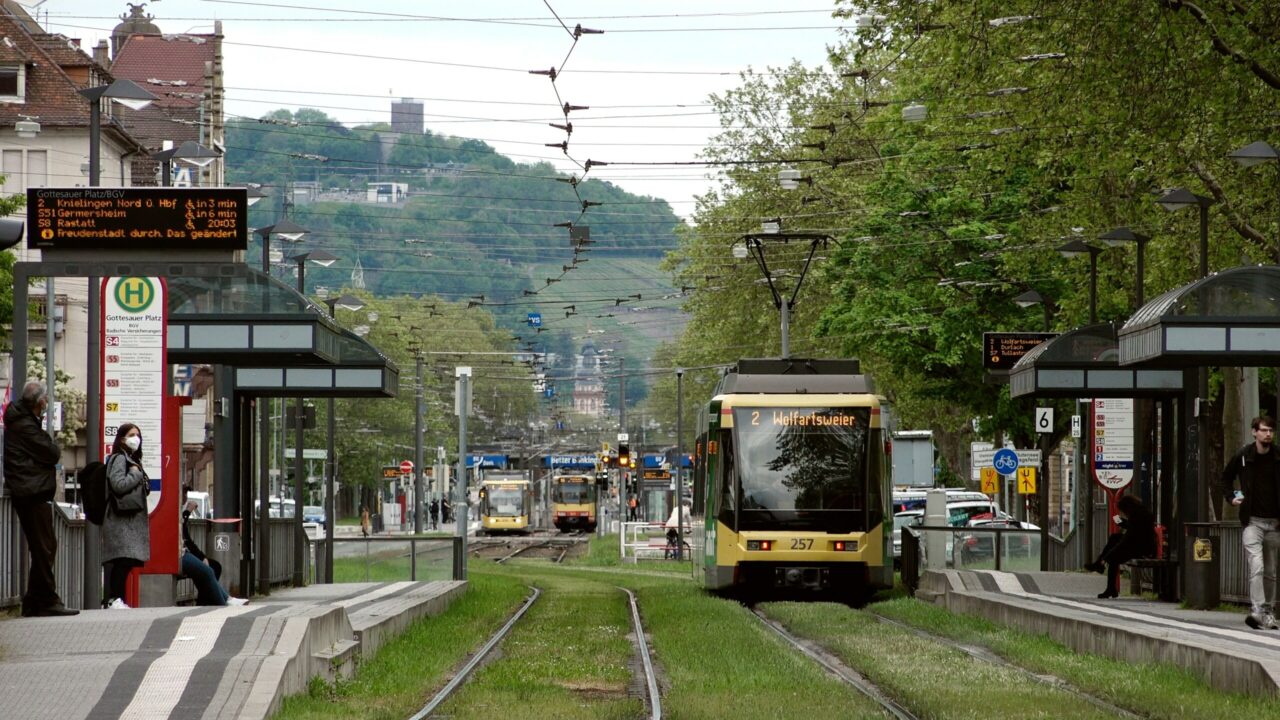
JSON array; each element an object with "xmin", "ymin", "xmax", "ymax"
[{"xmin": 1087, "ymin": 494, "xmax": 1156, "ymax": 599}]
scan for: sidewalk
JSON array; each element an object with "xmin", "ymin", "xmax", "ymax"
[
  {"xmin": 919, "ymin": 569, "xmax": 1280, "ymax": 698},
  {"xmin": 0, "ymin": 580, "xmax": 465, "ymax": 720}
]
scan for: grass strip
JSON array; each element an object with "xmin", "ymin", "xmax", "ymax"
[
  {"xmin": 636, "ymin": 583, "xmax": 888, "ymax": 719},
  {"xmin": 331, "ymin": 543, "xmax": 453, "ymax": 583},
  {"xmin": 870, "ymin": 597, "xmax": 1278, "ymax": 720},
  {"xmin": 272, "ymin": 572, "xmax": 527, "ymax": 720},
  {"xmin": 433, "ymin": 571, "xmax": 642, "ymax": 719},
  {"xmin": 766, "ymin": 601, "xmax": 1122, "ymax": 720}
]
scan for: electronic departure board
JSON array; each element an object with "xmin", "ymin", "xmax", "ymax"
[{"xmin": 28, "ymin": 187, "xmax": 248, "ymax": 251}]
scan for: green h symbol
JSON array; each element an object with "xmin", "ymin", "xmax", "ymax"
[{"xmin": 122, "ymin": 281, "xmax": 146, "ymax": 305}]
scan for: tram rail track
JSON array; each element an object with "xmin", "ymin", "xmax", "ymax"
[
  {"xmin": 621, "ymin": 587, "xmax": 662, "ymax": 720},
  {"xmin": 751, "ymin": 607, "xmax": 918, "ymax": 720},
  {"xmin": 408, "ymin": 586, "xmax": 541, "ymax": 720},
  {"xmin": 865, "ymin": 609, "xmax": 1141, "ymax": 720}
]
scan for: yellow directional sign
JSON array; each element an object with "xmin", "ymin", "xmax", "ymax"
[
  {"xmin": 1017, "ymin": 467, "xmax": 1037, "ymax": 494},
  {"xmin": 980, "ymin": 467, "xmax": 1000, "ymax": 495}
]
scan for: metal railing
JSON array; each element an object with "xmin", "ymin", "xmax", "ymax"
[
  {"xmin": 0, "ymin": 504, "xmax": 466, "ymax": 609},
  {"xmin": 315, "ymin": 536, "xmax": 461, "ymax": 583},
  {"xmin": 620, "ymin": 521, "xmax": 686, "ymax": 561}
]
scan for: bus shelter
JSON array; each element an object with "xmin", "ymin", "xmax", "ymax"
[
  {"xmin": 10, "ymin": 260, "xmax": 397, "ymax": 602},
  {"xmin": 1009, "ymin": 323, "xmax": 1186, "ymax": 568}
]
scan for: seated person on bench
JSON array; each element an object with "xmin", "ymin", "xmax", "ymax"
[
  {"xmin": 182, "ymin": 498, "xmax": 247, "ymax": 606},
  {"xmin": 1086, "ymin": 495, "xmax": 1156, "ymax": 599}
]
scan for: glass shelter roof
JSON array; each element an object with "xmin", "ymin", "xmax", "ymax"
[
  {"xmin": 1010, "ymin": 323, "xmax": 1184, "ymax": 398},
  {"xmin": 167, "ymin": 265, "xmax": 398, "ymax": 398},
  {"xmin": 1119, "ymin": 265, "xmax": 1280, "ymax": 368}
]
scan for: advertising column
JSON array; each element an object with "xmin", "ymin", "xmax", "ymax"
[{"xmin": 1092, "ymin": 398, "xmax": 1135, "ymax": 535}]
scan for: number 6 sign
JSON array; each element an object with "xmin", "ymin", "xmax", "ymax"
[{"xmin": 1035, "ymin": 407, "xmax": 1053, "ymax": 433}]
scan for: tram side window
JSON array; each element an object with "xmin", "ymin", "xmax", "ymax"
[
  {"xmin": 717, "ymin": 432, "xmax": 736, "ymax": 528},
  {"xmin": 692, "ymin": 431, "xmax": 707, "ymax": 515}
]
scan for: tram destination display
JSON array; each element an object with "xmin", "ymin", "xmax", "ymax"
[{"xmin": 28, "ymin": 187, "xmax": 247, "ymax": 250}]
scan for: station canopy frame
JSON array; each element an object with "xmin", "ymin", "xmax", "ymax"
[
  {"xmin": 1119, "ymin": 265, "xmax": 1280, "ymax": 368},
  {"xmin": 1010, "ymin": 322, "xmax": 1184, "ymax": 398},
  {"xmin": 167, "ymin": 265, "xmax": 398, "ymax": 398}
]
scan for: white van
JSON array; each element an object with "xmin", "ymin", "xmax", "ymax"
[{"xmin": 892, "ymin": 489, "xmax": 990, "ymax": 514}]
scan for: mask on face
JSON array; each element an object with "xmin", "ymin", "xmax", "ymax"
[{"xmin": 124, "ymin": 435, "xmax": 141, "ymax": 452}]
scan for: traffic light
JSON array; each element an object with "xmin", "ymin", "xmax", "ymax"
[
  {"xmin": 618, "ymin": 444, "xmax": 630, "ymax": 466},
  {"xmin": 628, "ymin": 455, "xmax": 637, "ymax": 469}
]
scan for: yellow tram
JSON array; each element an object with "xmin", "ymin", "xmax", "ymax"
[
  {"xmin": 479, "ymin": 478, "xmax": 531, "ymax": 535},
  {"xmin": 689, "ymin": 359, "xmax": 893, "ymax": 603},
  {"xmin": 551, "ymin": 473, "xmax": 597, "ymax": 532}
]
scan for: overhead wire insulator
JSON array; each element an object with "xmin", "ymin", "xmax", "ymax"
[
  {"xmin": 529, "ymin": 67, "xmax": 558, "ymax": 80},
  {"xmin": 549, "ymin": 121, "xmax": 574, "ymax": 134},
  {"xmin": 546, "ymin": 141, "xmax": 569, "ymax": 152},
  {"xmin": 563, "ymin": 102, "xmax": 589, "ymax": 114},
  {"xmin": 573, "ymin": 24, "xmax": 604, "ymax": 38},
  {"xmin": 581, "ymin": 200, "xmax": 602, "ymax": 211}
]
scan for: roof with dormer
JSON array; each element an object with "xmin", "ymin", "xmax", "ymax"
[{"xmin": 110, "ymin": 33, "xmax": 220, "ymax": 149}]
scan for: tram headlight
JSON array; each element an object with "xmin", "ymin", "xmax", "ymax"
[{"xmin": 747, "ymin": 540, "xmax": 772, "ymax": 551}]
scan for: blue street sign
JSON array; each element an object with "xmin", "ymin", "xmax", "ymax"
[
  {"xmin": 543, "ymin": 386, "xmax": 555, "ymax": 398},
  {"xmin": 527, "ymin": 312, "xmax": 542, "ymax": 327},
  {"xmin": 992, "ymin": 448, "xmax": 1020, "ymax": 474}
]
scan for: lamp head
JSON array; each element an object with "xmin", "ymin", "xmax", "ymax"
[
  {"xmin": 1157, "ymin": 187, "xmax": 1212, "ymax": 211},
  {"xmin": 1098, "ymin": 226, "xmax": 1150, "ymax": 247},
  {"xmin": 1228, "ymin": 140, "xmax": 1279, "ymax": 168},
  {"xmin": 1056, "ymin": 239, "xmax": 1098, "ymax": 258},
  {"xmin": 290, "ymin": 249, "xmax": 338, "ymax": 267},
  {"xmin": 1013, "ymin": 290, "xmax": 1045, "ymax": 308},
  {"xmin": 265, "ymin": 218, "xmax": 309, "ymax": 242}
]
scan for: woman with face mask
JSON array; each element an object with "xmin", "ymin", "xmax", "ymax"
[{"xmin": 102, "ymin": 423, "xmax": 151, "ymax": 609}]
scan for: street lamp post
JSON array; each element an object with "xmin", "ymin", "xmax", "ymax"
[
  {"xmin": 1098, "ymin": 227, "xmax": 1152, "ymax": 308},
  {"xmin": 78, "ymin": 79, "xmax": 155, "ymax": 610},
  {"xmin": 1157, "ymin": 187, "xmax": 1216, "ymax": 530},
  {"xmin": 1056, "ymin": 239, "xmax": 1105, "ymax": 324},
  {"xmin": 1229, "ymin": 141, "xmax": 1280, "ymax": 418},
  {"xmin": 1012, "ymin": 290, "xmax": 1053, "ymax": 332},
  {"xmin": 319, "ymin": 293, "xmax": 365, "ymax": 581},
  {"xmin": 286, "ymin": 249, "xmax": 338, "ymax": 586}
]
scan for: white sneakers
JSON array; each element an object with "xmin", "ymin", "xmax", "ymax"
[
  {"xmin": 106, "ymin": 598, "xmax": 131, "ymax": 610},
  {"xmin": 227, "ymin": 597, "xmax": 249, "ymax": 606}
]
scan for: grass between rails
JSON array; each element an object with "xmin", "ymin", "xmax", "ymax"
[
  {"xmin": 432, "ymin": 571, "xmax": 642, "ymax": 719},
  {"xmin": 273, "ymin": 572, "xmax": 528, "ymax": 720},
  {"xmin": 765, "ymin": 601, "xmax": 1118, "ymax": 720},
  {"xmin": 870, "ymin": 597, "xmax": 1280, "ymax": 720}
]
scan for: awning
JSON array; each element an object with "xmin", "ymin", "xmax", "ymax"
[
  {"xmin": 1010, "ymin": 323, "xmax": 1183, "ymax": 398},
  {"xmin": 167, "ymin": 266, "xmax": 398, "ymax": 398},
  {"xmin": 1119, "ymin": 265, "xmax": 1280, "ymax": 367}
]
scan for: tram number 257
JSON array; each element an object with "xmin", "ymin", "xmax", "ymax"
[{"xmin": 790, "ymin": 538, "xmax": 812, "ymax": 550}]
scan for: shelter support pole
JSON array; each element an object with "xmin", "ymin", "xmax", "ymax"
[
  {"xmin": 259, "ymin": 397, "xmax": 271, "ymax": 594},
  {"xmin": 292, "ymin": 398, "xmax": 304, "ymax": 586}
]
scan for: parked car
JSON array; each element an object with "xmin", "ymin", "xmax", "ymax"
[
  {"xmin": 303, "ymin": 505, "xmax": 326, "ymax": 528},
  {"xmin": 959, "ymin": 518, "xmax": 1039, "ymax": 561}
]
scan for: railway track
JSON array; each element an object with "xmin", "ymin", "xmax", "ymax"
[
  {"xmin": 407, "ymin": 586, "xmax": 542, "ymax": 720},
  {"xmin": 865, "ymin": 610, "xmax": 1141, "ymax": 720},
  {"xmin": 751, "ymin": 607, "xmax": 918, "ymax": 720},
  {"xmin": 621, "ymin": 587, "xmax": 662, "ymax": 720},
  {"xmin": 494, "ymin": 541, "xmax": 549, "ymax": 564}
]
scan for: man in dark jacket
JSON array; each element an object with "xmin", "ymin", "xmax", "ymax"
[
  {"xmin": 3, "ymin": 381, "xmax": 77, "ymax": 616},
  {"xmin": 1221, "ymin": 414, "xmax": 1280, "ymax": 630}
]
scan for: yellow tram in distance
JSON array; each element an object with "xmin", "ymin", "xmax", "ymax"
[
  {"xmin": 478, "ymin": 478, "xmax": 531, "ymax": 535},
  {"xmin": 551, "ymin": 474, "xmax": 597, "ymax": 532},
  {"xmin": 690, "ymin": 358, "xmax": 893, "ymax": 604}
]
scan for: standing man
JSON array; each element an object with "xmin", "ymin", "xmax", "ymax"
[
  {"xmin": 1221, "ymin": 415, "xmax": 1280, "ymax": 630},
  {"xmin": 3, "ymin": 381, "xmax": 77, "ymax": 616}
]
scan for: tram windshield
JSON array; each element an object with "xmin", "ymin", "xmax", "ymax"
[
  {"xmin": 484, "ymin": 485, "xmax": 525, "ymax": 516},
  {"xmin": 552, "ymin": 478, "xmax": 596, "ymax": 505},
  {"xmin": 732, "ymin": 407, "xmax": 869, "ymax": 531}
]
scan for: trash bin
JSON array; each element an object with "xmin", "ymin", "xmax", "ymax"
[
  {"xmin": 1182, "ymin": 531, "xmax": 1219, "ymax": 610},
  {"xmin": 372, "ymin": 512, "xmax": 384, "ymax": 534},
  {"xmin": 207, "ymin": 519, "xmax": 242, "ymax": 597}
]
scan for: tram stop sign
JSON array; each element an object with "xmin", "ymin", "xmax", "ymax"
[{"xmin": 400, "ymin": 460, "xmax": 414, "ymax": 475}]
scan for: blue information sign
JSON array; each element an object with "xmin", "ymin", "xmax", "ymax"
[
  {"xmin": 992, "ymin": 448, "xmax": 1020, "ymax": 474},
  {"xmin": 527, "ymin": 312, "xmax": 542, "ymax": 327}
]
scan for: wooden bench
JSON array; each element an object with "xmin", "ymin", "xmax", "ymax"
[{"xmin": 1125, "ymin": 558, "xmax": 1179, "ymax": 602}]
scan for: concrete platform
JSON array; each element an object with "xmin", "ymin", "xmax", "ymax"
[
  {"xmin": 919, "ymin": 569, "xmax": 1280, "ymax": 698},
  {"xmin": 0, "ymin": 579, "xmax": 466, "ymax": 720}
]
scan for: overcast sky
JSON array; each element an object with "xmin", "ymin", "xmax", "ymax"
[{"xmin": 34, "ymin": 0, "xmax": 847, "ymax": 218}]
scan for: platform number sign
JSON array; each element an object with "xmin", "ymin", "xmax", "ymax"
[{"xmin": 1036, "ymin": 407, "xmax": 1053, "ymax": 433}]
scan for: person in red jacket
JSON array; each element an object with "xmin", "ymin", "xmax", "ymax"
[{"xmin": 3, "ymin": 382, "xmax": 77, "ymax": 616}]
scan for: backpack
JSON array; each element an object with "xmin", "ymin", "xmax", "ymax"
[{"xmin": 81, "ymin": 459, "xmax": 109, "ymax": 525}]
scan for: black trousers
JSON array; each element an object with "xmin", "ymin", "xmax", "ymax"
[
  {"xmin": 1097, "ymin": 532, "xmax": 1147, "ymax": 589},
  {"xmin": 13, "ymin": 496, "xmax": 62, "ymax": 613}
]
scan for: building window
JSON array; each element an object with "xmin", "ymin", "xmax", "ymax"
[{"xmin": 0, "ymin": 65, "xmax": 25, "ymax": 101}]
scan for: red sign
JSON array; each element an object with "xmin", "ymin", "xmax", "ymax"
[{"xmin": 400, "ymin": 460, "xmax": 414, "ymax": 475}]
